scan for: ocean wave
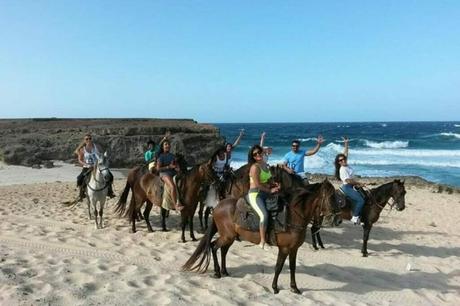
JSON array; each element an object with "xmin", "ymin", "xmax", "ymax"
[
  {"xmin": 298, "ymin": 137, "xmax": 316, "ymax": 142},
  {"xmin": 352, "ymin": 160, "xmax": 460, "ymax": 168},
  {"xmin": 439, "ymin": 132, "xmax": 460, "ymax": 139},
  {"xmin": 454, "ymin": 124, "xmax": 460, "ymax": 127},
  {"xmin": 362, "ymin": 140, "xmax": 409, "ymax": 149}
]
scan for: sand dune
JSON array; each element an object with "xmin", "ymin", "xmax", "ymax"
[{"xmin": 0, "ymin": 164, "xmax": 459, "ymax": 305}]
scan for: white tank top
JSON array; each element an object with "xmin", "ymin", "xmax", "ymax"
[
  {"xmin": 83, "ymin": 144, "xmax": 100, "ymax": 167},
  {"xmin": 213, "ymin": 156, "xmax": 227, "ymax": 176}
]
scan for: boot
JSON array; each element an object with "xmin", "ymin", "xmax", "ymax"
[{"xmin": 107, "ymin": 185, "xmax": 116, "ymax": 199}]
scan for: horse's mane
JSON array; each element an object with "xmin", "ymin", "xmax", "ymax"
[{"xmin": 290, "ymin": 183, "xmax": 321, "ymax": 207}]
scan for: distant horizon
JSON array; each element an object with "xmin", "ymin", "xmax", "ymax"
[{"xmin": 0, "ymin": 117, "xmax": 459, "ymax": 124}]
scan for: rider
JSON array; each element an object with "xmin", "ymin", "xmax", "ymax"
[
  {"xmin": 144, "ymin": 140, "xmax": 157, "ymax": 172},
  {"xmin": 259, "ymin": 131, "xmax": 273, "ymax": 163},
  {"xmin": 156, "ymin": 139, "xmax": 184, "ymax": 211},
  {"xmin": 248, "ymin": 144, "xmax": 280, "ymax": 250},
  {"xmin": 225, "ymin": 129, "xmax": 244, "ymax": 169},
  {"xmin": 280, "ymin": 135, "xmax": 324, "ymax": 180},
  {"xmin": 75, "ymin": 133, "xmax": 115, "ymax": 201},
  {"xmin": 212, "ymin": 146, "xmax": 231, "ymax": 199},
  {"xmin": 334, "ymin": 137, "xmax": 365, "ymax": 225}
]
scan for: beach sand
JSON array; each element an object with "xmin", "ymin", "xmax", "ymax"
[{"xmin": 0, "ymin": 163, "xmax": 459, "ymax": 305}]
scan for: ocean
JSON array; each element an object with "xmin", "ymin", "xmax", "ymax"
[{"xmin": 214, "ymin": 122, "xmax": 460, "ymax": 187}]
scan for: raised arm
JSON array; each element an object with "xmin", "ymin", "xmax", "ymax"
[
  {"xmin": 259, "ymin": 132, "xmax": 266, "ymax": 147},
  {"xmin": 232, "ymin": 129, "xmax": 244, "ymax": 148},
  {"xmin": 305, "ymin": 135, "xmax": 324, "ymax": 156},
  {"xmin": 343, "ymin": 136, "xmax": 349, "ymax": 157}
]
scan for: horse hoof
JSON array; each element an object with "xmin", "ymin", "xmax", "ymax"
[
  {"xmin": 221, "ymin": 271, "xmax": 230, "ymax": 277},
  {"xmin": 148, "ymin": 229, "xmax": 155, "ymax": 233},
  {"xmin": 191, "ymin": 238, "xmax": 198, "ymax": 242},
  {"xmin": 290, "ymin": 287, "xmax": 301, "ymax": 294},
  {"xmin": 212, "ymin": 273, "xmax": 221, "ymax": 279},
  {"xmin": 313, "ymin": 246, "xmax": 319, "ymax": 251},
  {"xmin": 273, "ymin": 288, "xmax": 279, "ymax": 294},
  {"xmin": 320, "ymin": 245, "xmax": 325, "ymax": 249}
]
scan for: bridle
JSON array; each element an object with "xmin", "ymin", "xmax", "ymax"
[{"xmin": 88, "ymin": 160, "xmax": 109, "ymax": 192}]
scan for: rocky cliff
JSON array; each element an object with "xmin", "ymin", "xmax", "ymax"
[{"xmin": 0, "ymin": 118, "xmax": 224, "ymax": 167}]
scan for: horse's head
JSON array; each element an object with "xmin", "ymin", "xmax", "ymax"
[
  {"xmin": 270, "ymin": 165, "xmax": 304, "ymax": 196},
  {"xmin": 201, "ymin": 158, "xmax": 219, "ymax": 185},
  {"xmin": 96, "ymin": 152, "xmax": 111, "ymax": 182},
  {"xmin": 318, "ymin": 179, "xmax": 342, "ymax": 227},
  {"xmin": 391, "ymin": 179, "xmax": 406, "ymax": 211}
]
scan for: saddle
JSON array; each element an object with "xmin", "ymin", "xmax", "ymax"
[
  {"xmin": 336, "ymin": 187, "xmax": 369, "ymax": 210},
  {"xmin": 234, "ymin": 195, "xmax": 288, "ymax": 245}
]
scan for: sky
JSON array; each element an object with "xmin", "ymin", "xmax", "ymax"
[{"xmin": 0, "ymin": 1, "xmax": 459, "ymax": 123}]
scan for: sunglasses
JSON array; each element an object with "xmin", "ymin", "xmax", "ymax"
[
  {"xmin": 252, "ymin": 151, "xmax": 262, "ymax": 156},
  {"xmin": 338, "ymin": 158, "xmax": 346, "ymax": 162},
  {"xmin": 85, "ymin": 137, "xmax": 92, "ymax": 140}
]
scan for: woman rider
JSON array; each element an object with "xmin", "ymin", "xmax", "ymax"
[
  {"xmin": 156, "ymin": 139, "xmax": 184, "ymax": 211},
  {"xmin": 225, "ymin": 129, "xmax": 244, "ymax": 169},
  {"xmin": 248, "ymin": 144, "xmax": 280, "ymax": 249},
  {"xmin": 75, "ymin": 133, "xmax": 115, "ymax": 201},
  {"xmin": 334, "ymin": 137, "xmax": 365, "ymax": 225}
]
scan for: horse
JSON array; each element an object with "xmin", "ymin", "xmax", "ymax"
[
  {"xmin": 182, "ymin": 179, "xmax": 342, "ymax": 294},
  {"xmin": 115, "ymin": 164, "xmax": 149, "ymax": 220},
  {"xmin": 198, "ymin": 164, "xmax": 316, "ymax": 231},
  {"xmin": 177, "ymin": 158, "xmax": 219, "ymax": 242},
  {"xmin": 86, "ymin": 152, "xmax": 111, "ymax": 229},
  {"xmin": 198, "ymin": 163, "xmax": 251, "ymax": 231},
  {"xmin": 311, "ymin": 179, "xmax": 406, "ymax": 257},
  {"xmin": 120, "ymin": 171, "xmax": 164, "ymax": 233}
]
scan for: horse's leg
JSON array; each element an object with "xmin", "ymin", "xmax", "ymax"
[
  {"xmin": 210, "ymin": 240, "xmax": 221, "ymax": 278},
  {"xmin": 130, "ymin": 197, "xmax": 137, "ymax": 233},
  {"xmin": 198, "ymin": 201, "xmax": 205, "ymax": 231},
  {"xmin": 204, "ymin": 207, "xmax": 212, "ymax": 231},
  {"xmin": 160, "ymin": 207, "xmax": 168, "ymax": 231},
  {"xmin": 93, "ymin": 200, "xmax": 99, "ymax": 229},
  {"xmin": 311, "ymin": 226, "xmax": 319, "ymax": 250},
  {"xmin": 362, "ymin": 223, "xmax": 373, "ymax": 257},
  {"xmin": 189, "ymin": 216, "xmax": 197, "ymax": 241},
  {"xmin": 316, "ymin": 232, "xmax": 325, "ymax": 249},
  {"xmin": 220, "ymin": 241, "xmax": 234, "ymax": 277},
  {"xmin": 144, "ymin": 202, "xmax": 154, "ymax": 233},
  {"xmin": 87, "ymin": 197, "xmax": 92, "ymax": 220},
  {"xmin": 289, "ymin": 249, "xmax": 301, "ymax": 294},
  {"xmin": 181, "ymin": 215, "xmax": 187, "ymax": 243},
  {"xmin": 99, "ymin": 199, "xmax": 105, "ymax": 229},
  {"xmin": 272, "ymin": 248, "xmax": 289, "ymax": 294}
]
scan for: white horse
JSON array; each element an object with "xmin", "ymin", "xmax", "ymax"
[{"xmin": 86, "ymin": 152, "xmax": 111, "ymax": 229}]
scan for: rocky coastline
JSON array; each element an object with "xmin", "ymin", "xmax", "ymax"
[{"xmin": 0, "ymin": 118, "xmax": 224, "ymax": 168}]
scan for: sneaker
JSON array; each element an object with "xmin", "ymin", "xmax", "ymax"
[{"xmin": 351, "ymin": 216, "xmax": 360, "ymax": 225}]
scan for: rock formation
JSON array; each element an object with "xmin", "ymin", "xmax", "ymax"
[{"xmin": 0, "ymin": 118, "xmax": 224, "ymax": 167}]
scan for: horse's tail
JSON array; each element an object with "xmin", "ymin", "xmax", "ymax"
[
  {"xmin": 114, "ymin": 180, "xmax": 131, "ymax": 217},
  {"xmin": 182, "ymin": 218, "xmax": 217, "ymax": 273}
]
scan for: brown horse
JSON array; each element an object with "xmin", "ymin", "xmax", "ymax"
[
  {"xmin": 120, "ymin": 171, "xmax": 164, "ymax": 232},
  {"xmin": 115, "ymin": 165, "xmax": 149, "ymax": 221},
  {"xmin": 311, "ymin": 179, "xmax": 406, "ymax": 257},
  {"xmin": 182, "ymin": 179, "xmax": 341, "ymax": 294},
  {"xmin": 198, "ymin": 163, "xmax": 251, "ymax": 231},
  {"xmin": 177, "ymin": 159, "xmax": 219, "ymax": 242}
]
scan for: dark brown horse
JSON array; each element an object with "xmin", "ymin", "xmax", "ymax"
[
  {"xmin": 115, "ymin": 165, "xmax": 149, "ymax": 221},
  {"xmin": 182, "ymin": 179, "xmax": 341, "ymax": 294},
  {"xmin": 198, "ymin": 163, "xmax": 251, "ymax": 231},
  {"xmin": 311, "ymin": 179, "xmax": 406, "ymax": 257},
  {"xmin": 177, "ymin": 159, "xmax": 219, "ymax": 242}
]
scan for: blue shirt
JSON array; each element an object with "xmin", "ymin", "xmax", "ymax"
[{"xmin": 282, "ymin": 150, "xmax": 306, "ymax": 174}]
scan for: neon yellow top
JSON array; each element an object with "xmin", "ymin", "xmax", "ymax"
[{"xmin": 249, "ymin": 165, "xmax": 272, "ymax": 184}]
